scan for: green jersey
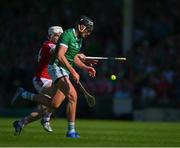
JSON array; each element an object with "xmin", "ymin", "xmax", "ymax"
[{"xmin": 49, "ymin": 28, "xmax": 83, "ymax": 73}]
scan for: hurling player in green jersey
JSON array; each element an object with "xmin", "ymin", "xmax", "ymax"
[
  {"xmin": 48, "ymin": 16, "xmax": 96, "ymax": 138},
  {"xmin": 12, "ymin": 16, "xmax": 96, "ymax": 138}
]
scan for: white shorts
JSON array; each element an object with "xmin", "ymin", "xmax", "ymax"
[
  {"xmin": 48, "ymin": 64, "xmax": 69, "ymax": 83},
  {"xmin": 32, "ymin": 77, "xmax": 52, "ymax": 93}
]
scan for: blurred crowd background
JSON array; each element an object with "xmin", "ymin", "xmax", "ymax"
[{"xmin": 0, "ymin": 0, "xmax": 180, "ymax": 120}]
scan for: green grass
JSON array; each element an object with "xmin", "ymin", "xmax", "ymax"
[{"xmin": 0, "ymin": 118, "xmax": 180, "ymax": 147}]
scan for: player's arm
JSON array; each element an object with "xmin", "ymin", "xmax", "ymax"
[
  {"xmin": 75, "ymin": 53, "xmax": 98, "ymax": 66},
  {"xmin": 74, "ymin": 54, "xmax": 89, "ymax": 69},
  {"xmin": 57, "ymin": 45, "xmax": 80, "ymax": 82},
  {"xmin": 74, "ymin": 54, "xmax": 96, "ymax": 77}
]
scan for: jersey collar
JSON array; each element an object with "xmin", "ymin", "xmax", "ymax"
[{"xmin": 72, "ymin": 28, "xmax": 80, "ymax": 41}]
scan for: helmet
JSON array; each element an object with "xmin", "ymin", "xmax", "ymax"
[
  {"xmin": 48, "ymin": 26, "xmax": 63, "ymax": 36},
  {"xmin": 77, "ymin": 16, "xmax": 94, "ymax": 31}
]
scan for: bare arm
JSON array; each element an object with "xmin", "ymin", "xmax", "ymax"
[
  {"xmin": 57, "ymin": 45, "xmax": 79, "ymax": 82},
  {"xmin": 74, "ymin": 53, "xmax": 96, "ymax": 77},
  {"xmin": 74, "ymin": 54, "xmax": 89, "ymax": 70}
]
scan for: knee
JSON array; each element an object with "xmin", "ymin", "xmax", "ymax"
[{"xmin": 67, "ymin": 91, "xmax": 77, "ymax": 103}]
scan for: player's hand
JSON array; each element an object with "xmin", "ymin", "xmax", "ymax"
[
  {"xmin": 78, "ymin": 53, "xmax": 86, "ymax": 62},
  {"xmin": 71, "ymin": 70, "xmax": 80, "ymax": 83},
  {"xmin": 77, "ymin": 53, "xmax": 98, "ymax": 66},
  {"xmin": 86, "ymin": 66, "xmax": 96, "ymax": 77},
  {"xmin": 85, "ymin": 59, "xmax": 98, "ymax": 67}
]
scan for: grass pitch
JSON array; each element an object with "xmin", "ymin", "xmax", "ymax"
[{"xmin": 0, "ymin": 118, "xmax": 180, "ymax": 147}]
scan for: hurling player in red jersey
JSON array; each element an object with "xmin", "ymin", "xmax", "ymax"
[
  {"xmin": 11, "ymin": 25, "xmax": 98, "ymax": 136},
  {"xmin": 12, "ymin": 26, "xmax": 63, "ymax": 134}
]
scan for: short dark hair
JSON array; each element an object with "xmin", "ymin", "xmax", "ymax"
[{"xmin": 76, "ymin": 15, "xmax": 94, "ymax": 31}]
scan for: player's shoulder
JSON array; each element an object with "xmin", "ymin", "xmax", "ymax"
[
  {"xmin": 42, "ymin": 41, "xmax": 55, "ymax": 49},
  {"xmin": 61, "ymin": 28, "xmax": 73, "ymax": 37},
  {"xmin": 64, "ymin": 28, "xmax": 73, "ymax": 33}
]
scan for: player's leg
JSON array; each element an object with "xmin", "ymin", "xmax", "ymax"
[
  {"xmin": 12, "ymin": 93, "xmax": 58, "ymax": 135},
  {"xmin": 33, "ymin": 77, "xmax": 54, "ymax": 132},
  {"xmin": 12, "ymin": 79, "xmax": 54, "ymax": 134},
  {"xmin": 11, "ymin": 64, "xmax": 65, "ymax": 108},
  {"xmin": 11, "ymin": 87, "xmax": 55, "ymax": 107},
  {"xmin": 12, "ymin": 65, "xmax": 67, "ymax": 109},
  {"xmin": 12, "ymin": 85, "xmax": 67, "ymax": 111},
  {"xmin": 12, "ymin": 87, "xmax": 45, "ymax": 136},
  {"xmin": 48, "ymin": 64, "xmax": 79, "ymax": 138},
  {"xmin": 13, "ymin": 108, "xmax": 45, "ymax": 136},
  {"xmin": 12, "ymin": 84, "xmax": 56, "ymax": 135},
  {"xmin": 38, "ymin": 105, "xmax": 53, "ymax": 132},
  {"xmin": 55, "ymin": 77, "xmax": 79, "ymax": 138},
  {"xmin": 12, "ymin": 88, "xmax": 64, "ymax": 135},
  {"xmin": 34, "ymin": 85, "xmax": 68, "ymax": 109}
]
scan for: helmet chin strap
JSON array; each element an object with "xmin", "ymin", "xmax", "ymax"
[{"xmin": 78, "ymin": 25, "xmax": 86, "ymax": 32}]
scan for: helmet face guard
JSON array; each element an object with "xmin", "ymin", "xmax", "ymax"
[{"xmin": 77, "ymin": 16, "xmax": 94, "ymax": 32}]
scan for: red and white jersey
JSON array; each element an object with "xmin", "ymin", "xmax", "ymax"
[{"xmin": 34, "ymin": 40, "xmax": 56, "ymax": 79}]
